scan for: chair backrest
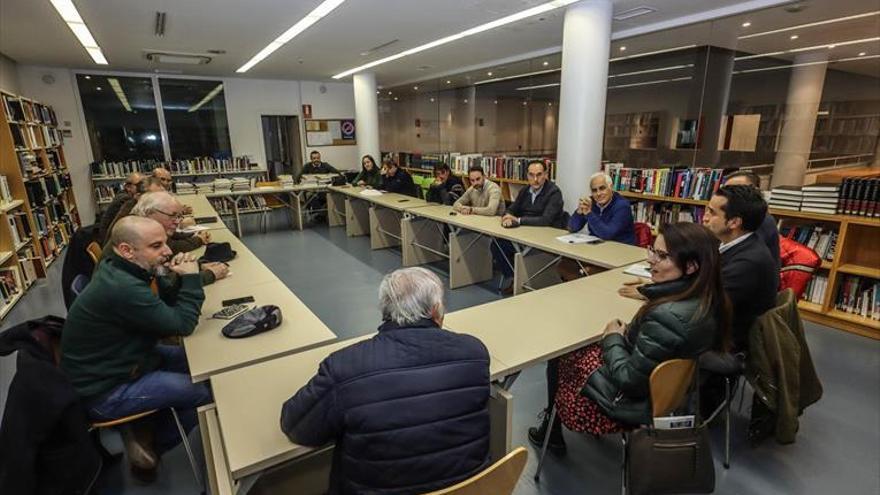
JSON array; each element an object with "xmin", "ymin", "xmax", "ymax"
[
  {"xmin": 422, "ymin": 447, "xmax": 528, "ymax": 495},
  {"xmin": 71, "ymin": 274, "xmax": 90, "ymax": 298},
  {"xmin": 633, "ymin": 222, "xmax": 654, "ymax": 248},
  {"xmin": 86, "ymin": 242, "xmax": 102, "ymax": 265},
  {"xmin": 649, "ymin": 359, "xmax": 696, "ymax": 417}
]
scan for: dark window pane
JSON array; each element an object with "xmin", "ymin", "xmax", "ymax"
[
  {"xmin": 76, "ymin": 75, "xmax": 164, "ymax": 162},
  {"xmin": 158, "ymin": 79, "xmax": 231, "ymax": 160}
]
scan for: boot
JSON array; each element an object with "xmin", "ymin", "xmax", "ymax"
[
  {"xmin": 528, "ymin": 409, "xmax": 566, "ymax": 455},
  {"xmin": 121, "ymin": 423, "xmax": 158, "ymax": 484}
]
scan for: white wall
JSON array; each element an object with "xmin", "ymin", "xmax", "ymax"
[
  {"xmin": 0, "ymin": 54, "xmax": 20, "ymax": 94},
  {"xmin": 299, "ymin": 81, "xmax": 359, "ymax": 170}
]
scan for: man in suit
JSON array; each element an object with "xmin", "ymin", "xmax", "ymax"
[
  {"xmin": 703, "ymin": 185, "xmax": 778, "ymax": 351},
  {"xmin": 380, "ymin": 158, "xmax": 418, "ymax": 197},
  {"xmin": 723, "ymin": 171, "xmax": 780, "ymax": 271}
]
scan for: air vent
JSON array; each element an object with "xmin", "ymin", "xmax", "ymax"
[
  {"xmin": 361, "ymin": 39, "xmax": 399, "ymax": 57},
  {"xmin": 145, "ymin": 51, "xmax": 212, "ymax": 65},
  {"xmin": 613, "ymin": 6, "xmax": 656, "ymax": 21},
  {"xmin": 154, "ymin": 12, "xmax": 167, "ymax": 37}
]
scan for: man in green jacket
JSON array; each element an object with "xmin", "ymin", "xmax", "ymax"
[{"xmin": 61, "ymin": 216, "xmax": 212, "ymax": 483}]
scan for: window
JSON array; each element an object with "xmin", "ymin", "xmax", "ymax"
[
  {"xmin": 76, "ymin": 75, "xmax": 164, "ymax": 162},
  {"xmin": 158, "ymin": 79, "xmax": 232, "ymax": 159}
]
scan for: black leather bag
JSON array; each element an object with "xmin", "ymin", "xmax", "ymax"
[{"xmin": 626, "ymin": 424, "xmax": 715, "ymax": 495}]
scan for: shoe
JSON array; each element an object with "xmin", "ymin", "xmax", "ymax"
[
  {"xmin": 500, "ymin": 282, "xmax": 515, "ymax": 296},
  {"xmin": 129, "ymin": 462, "xmax": 158, "ymax": 485},
  {"xmin": 121, "ymin": 424, "xmax": 158, "ymax": 472},
  {"xmin": 527, "ymin": 410, "xmax": 567, "ymax": 455}
]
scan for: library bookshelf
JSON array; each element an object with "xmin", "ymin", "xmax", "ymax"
[
  {"xmin": 618, "ymin": 190, "xmax": 880, "ymax": 339},
  {"xmin": 1, "ymin": 91, "xmax": 81, "ymax": 320}
]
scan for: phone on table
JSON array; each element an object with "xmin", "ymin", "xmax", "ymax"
[
  {"xmin": 222, "ymin": 296, "xmax": 255, "ymax": 307},
  {"xmin": 195, "ymin": 216, "xmax": 218, "ymax": 224}
]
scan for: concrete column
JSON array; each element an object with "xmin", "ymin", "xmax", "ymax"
[
  {"xmin": 871, "ymin": 133, "xmax": 880, "ymax": 168},
  {"xmin": 693, "ymin": 47, "xmax": 735, "ymax": 166},
  {"xmin": 353, "ymin": 73, "xmax": 380, "ymax": 161},
  {"xmin": 771, "ymin": 52, "xmax": 828, "ymax": 187},
  {"xmin": 556, "ymin": 0, "xmax": 613, "ymax": 211}
]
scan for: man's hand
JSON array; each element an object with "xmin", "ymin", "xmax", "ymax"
[
  {"xmin": 618, "ymin": 279, "xmax": 648, "ymax": 300},
  {"xmin": 203, "ymin": 262, "xmax": 230, "ymax": 280},
  {"xmin": 182, "ymin": 205, "xmax": 194, "ymax": 215},
  {"xmin": 501, "ymin": 214, "xmax": 518, "ymax": 227},
  {"xmin": 356, "ymin": 180, "xmax": 366, "ymax": 186},
  {"xmin": 168, "ymin": 252, "xmax": 199, "ymax": 275},
  {"xmin": 602, "ymin": 318, "xmax": 626, "ymax": 337},
  {"xmin": 460, "ymin": 206, "xmax": 473, "ymax": 215},
  {"xmin": 577, "ymin": 197, "xmax": 592, "ymax": 215},
  {"xmin": 196, "ymin": 231, "xmax": 212, "ymax": 245},
  {"xmin": 179, "ymin": 217, "xmax": 196, "ymax": 228}
]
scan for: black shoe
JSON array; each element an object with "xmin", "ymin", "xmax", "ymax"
[{"xmin": 528, "ymin": 411, "xmax": 566, "ymax": 455}]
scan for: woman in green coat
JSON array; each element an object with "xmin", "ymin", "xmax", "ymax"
[
  {"xmin": 529, "ymin": 222, "xmax": 730, "ymax": 453},
  {"xmin": 352, "ymin": 154, "xmax": 382, "ymax": 188}
]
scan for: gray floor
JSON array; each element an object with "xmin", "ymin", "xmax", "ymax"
[{"xmin": 3, "ymin": 220, "xmax": 879, "ymax": 495}]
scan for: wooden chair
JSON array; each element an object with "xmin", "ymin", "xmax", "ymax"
[
  {"xmin": 86, "ymin": 241, "xmax": 102, "ymax": 265},
  {"xmin": 424, "ymin": 447, "xmax": 528, "ymax": 495}
]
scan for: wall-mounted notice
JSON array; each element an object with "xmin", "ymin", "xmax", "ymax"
[{"xmin": 305, "ymin": 119, "xmax": 356, "ymax": 146}]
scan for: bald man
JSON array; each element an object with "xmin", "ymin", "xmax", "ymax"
[{"xmin": 61, "ymin": 216, "xmax": 211, "ymax": 483}]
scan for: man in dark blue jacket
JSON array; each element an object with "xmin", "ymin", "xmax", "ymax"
[
  {"xmin": 280, "ymin": 267, "xmax": 490, "ymax": 494},
  {"xmin": 568, "ymin": 172, "xmax": 636, "ymax": 244}
]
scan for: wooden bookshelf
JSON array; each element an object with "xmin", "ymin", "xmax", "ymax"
[
  {"xmin": 619, "ymin": 190, "xmax": 880, "ymax": 339},
  {"xmin": 1, "ymin": 90, "xmax": 81, "ymax": 320}
]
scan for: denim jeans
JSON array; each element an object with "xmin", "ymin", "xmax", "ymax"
[
  {"xmin": 87, "ymin": 345, "xmax": 212, "ymax": 454},
  {"xmin": 491, "ymin": 239, "xmax": 517, "ymax": 277}
]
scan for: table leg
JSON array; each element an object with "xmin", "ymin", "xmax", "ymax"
[
  {"xmin": 198, "ymin": 404, "xmax": 236, "ymax": 495},
  {"xmin": 327, "ymin": 192, "xmax": 346, "ymax": 227},
  {"xmin": 292, "ymin": 192, "xmax": 304, "ymax": 231},
  {"xmin": 232, "ymin": 197, "xmax": 243, "ymax": 237},
  {"xmin": 489, "ymin": 385, "xmax": 514, "ymax": 463},
  {"xmin": 449, "ymin": 230, "xmax": 493, "ymax": 289},
  {"xmin": 513, "ymin": 251, "xmax": 563, "ymax": 295},
  {"xmin": 370, "ymin": 206, "xmax": 402, "ymax": 250},
  {"xmin": 345, "ymin": 198, "xmax": 369, "ymax": 237},
  {"xmin": 402, "ymin": 217, "xmax": 446, "ymax": 267}
]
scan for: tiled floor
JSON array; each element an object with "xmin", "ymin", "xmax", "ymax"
[{"xmin": 3, "ymin": 220, "xmax": 879, "ymax": 495}]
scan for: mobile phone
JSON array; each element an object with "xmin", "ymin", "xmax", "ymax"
[
  {"xmin": 195, "ymin": 216, "xmax": 218, "ymax": 224},
  {"xmin": 222, "ymin": 296, "xmax": 255, "ymax": 307},
  {"xmin": 398, "ymin": 199, "xmax": 410, "ymax": 203}
]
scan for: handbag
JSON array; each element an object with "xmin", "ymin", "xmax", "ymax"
[{"xmin": 625, "ymin": 366, "xmax": 715, "ymax": 495}]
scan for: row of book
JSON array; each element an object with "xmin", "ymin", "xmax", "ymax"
[
  {"xmin": 33, "ymin": 203, "xmax": 76, "ymax": 237},
  {"xmin": 631, "ymin": 202, "xmax": 705, "ymax": 231},
  {"xmin": 90, "ymin": 157, "xmax": 255, "ymax": 178},
  {"xmin": 0, "ymin": 267, "xmax": 22, "ymax": 307},
  {"xmin": 608, "ymin": 165, "xmax": 726, "ymax": 201},
  {"xmin": 802, "ymin": 274, "xmax": 829, "ymax": 305},
  {"xmin": 95, "ymin": 183, "xmax": 124, "ymax": 203},
  {"xmin": 18, "ymin": 247, "xmax": 40, "ymax": 287},
  {"xmin": 2, "ymin": 94, "xmax": 58, "ymax": 126},
  {"xmin": 836, "ymin": 275, "xmax": 880, "ymax": 320},
  {"xmin": 16, "ymin": 151, "xmax": 44, "ymax": 177},
  {"xmin": 383, "ymin": 151, "xmax": 557, "ymax": 182},
  {"xmin": 837, "ymin": 177, "xmax": 880, "ymax": 217},
  {"xmin": 778, "ymin": 224, "xmax": 838, "ymax": 261},
  {"xmin": 0, "ymin": 176, "xmax": 12, "ymax": 205},
  {"xmin": 209, "ymin": 196, "xmax": 269, "ymax": 215},
  {"xmin": 24, "ymin": 174, "xmax": 72, "ymax": 207},
  {"xmin": 6, "ymin": 213, "xmax": 32, "ymax": 248}
]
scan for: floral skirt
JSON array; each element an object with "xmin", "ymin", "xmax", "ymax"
[{"xmin": 554, "ymin": 343, "xmax": 625, "ymax": 435}]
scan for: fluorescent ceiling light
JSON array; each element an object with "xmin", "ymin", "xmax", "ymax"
[
  {"xmin": 107, "ymin": 78, "xmax": 132, "ymax": 112},
  {"xmin": 609, "ymin": 64, "xmax": 694, "ymax": 78},
  {"xmin": 237, "ymin": 0, "xmax": 347, "ymax": 73},
  {"xmin": 738, "ymin": 11, "xmax": 880, "ymax": 40},
  {"xmin": 188, "ymin": 84, "xmax": 224, "ymax": 112},
  {"xmin": 332, "ymin": 0, "xmax": 579, "ymax": 79},
  {"xmin": 734, "ymin": 54, "xmax": 880, "ymax": 74},
  {"xmin": 516, "ymin": 82, "xmax": 561, "ymax": 91},
  {"xmin": 609, "ymin": 76, "xmax": 692, "ymax": 90},
  {"xmin": 736, "ymin": 37, "xmax": 880, "ymax": 60},
  {"xmin": 609, "ymin": 44, "xmax": 697, "ymax": 62},
  {"xmin": 49, "ymin": 0, "xmax": 108, "ymax": 65},
  {"xmin": 475, "ymin": 68, "xmax": 560, "ymax": 85}
]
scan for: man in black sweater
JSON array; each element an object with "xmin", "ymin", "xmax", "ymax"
[
  {"xmin": 380, "ymin": 159, "xmax": 418, "ymax": 197},
  {"xmin": 300, "ymin": 150, "xmax": 340, "ymax": 177},
  {"xmin": 493, "ymin": 160, "xmax": 565, "ymax": 294},
  {"xmin": 703, "ymin": 185, "xmax": 778, "ymax": 351},
  {"xmin": 723, "ymin": 171, "xmax": 780, "ymax": 271},
  {"xmin": 426, "ymin": 162, "xmax": 464, "ymax": 205}
]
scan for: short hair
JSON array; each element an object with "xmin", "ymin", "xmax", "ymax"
[
  {"xmin": 589, "ymin": 172, "xmax": 613, "ymax": 187},
  {"xmin": 152, "ymin": 167, "xmax": 170, "ymax": 177},
  {"xmin": 136, "ymin": 176, "xmax": 164, "ymax": 193},
  {"xmin": 468, "ymin": 165, "xmax": 485, "ymax": 175},
  {"xmin": 378, "ymin": 267, "xmax": 444, "ymax": 326},
  {"xmin": 724, "ymin": 170, "xmax": 761, "ymax": 187},
  {"xmin": 124, "ymin": 172, "xmax": 144, "ymax": 186},
  {"xmin": 110, "ymin": 216, "xmax": 160, "ymax": 247},
  {"xmin": 528, "ymin": 160, "xmax": 547, "ymax": 172},
  {"xmin": 310, "ymin": 150, "xmax": 320, "ymax": 157},
  {"xmin": 433, "ymin": 162, "xmax": 450, "ymax": 173},
  {"xmin": 715, "ymin": 185, "xmax": 767, "ymax": 232},
  {"xmin": 131, "ymin": 191, "xmax": 178, "ymax": 217}
]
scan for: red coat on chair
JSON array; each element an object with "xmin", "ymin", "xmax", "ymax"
[{"xmin": 778, "ymin": 237, "xmax": 821, "ymax": 299}]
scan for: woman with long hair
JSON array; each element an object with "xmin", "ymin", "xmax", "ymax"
[
  {"xmin": 352, "ymin": 154, "xmax": 381, "ymax": 188},
  {"xmin": 529, "ymin": 222, "xmax": 731, "ymax": 453}
]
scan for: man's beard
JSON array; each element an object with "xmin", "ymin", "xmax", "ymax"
[{"xmin": 154, "ymin": 264, "xmax": 169, "ymax": 276}]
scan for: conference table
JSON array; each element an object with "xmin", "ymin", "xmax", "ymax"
[
  {"xmin": 204, "ymin": 181, "xmax": 332, "ymax": 236},
  {"xmin": 327, "ymin": 185, "xmax": 431, "ymax": 249}
]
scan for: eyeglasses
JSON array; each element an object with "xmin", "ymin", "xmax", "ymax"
[
  {"xmin": 646, "ymin": 245, "xmax": 670, "ymax": 262},
  {"xmin": 155, "ymin": 209, "xmax": 184, "ymax": 221},
  {"xmin": 591, "ymin": 185, "xmax": 608, "ymax": 193}
]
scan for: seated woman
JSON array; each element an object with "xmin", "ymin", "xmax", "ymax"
[
  {"xmin": 529, "ymin": 222, "xmax": 730, "ymax": 453},
  {"xmin": 352, "ymin": 154, "xmax": 382, "ymax": 188}
]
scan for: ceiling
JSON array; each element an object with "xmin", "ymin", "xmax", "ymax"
[{"xmin": 1, "ymin": 0, "xmax": 796, "ymax": 85}]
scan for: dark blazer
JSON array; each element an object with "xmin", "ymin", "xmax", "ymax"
[
  {"xmin": 280, "ymin": 319, "xmax": 491, "ymax": 495},
  {"xmin": 506, "ymin": 181, "xmax": 566, "ymax": 228},
  {"xmin": 426, "ymin": 175, "xmax": 464, "ymax": 205},
  {"xmin": 721, "ymin": 233, "xmax": 778, "ymax": 351},
  {"xmin": 381, "ymin": 169, "xmax": 418, "ymax": 197},
  {"xmin": 581, "ymin": 278, "xmax": 718, "ymax": 425},
  {"xmin": 756, "ymin": 213, "xmax": 781, "ymax": 272},
  {"xmin": 95, "ymin": 191, "xmax": 131, "ymax": 245}
]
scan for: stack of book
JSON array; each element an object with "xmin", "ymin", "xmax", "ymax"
[
  {"xmin": 802, "ymin": 273, "xmax": 829, "ymax": 305},
  {"xmin": 231, "ymin": 177, "xmax": 252, "ymax": 192},
  {"xmin": 836, "ymin": 177, "xmax": 879, "ymax": 217},
  {"xmin": 279, "ymin": 175, "xmax": 295, "ymax": 188},
  {"xmin": 176, "ymin": 182, "xmax": 196, "ymax": 195},
  {"xmin": 213, "ymin": 178, "xmax": 233, "ymax": 193},
  {"xmin": 768, "ymin": 186, "xmax": 803, "ymax": 211},
  {"xmin": 800, "ymin": 183, "xmax": 840, "ymax": 215},
  {"xmin": 835, "ymin": 275, "xmax": 880, "ymax": 320}
]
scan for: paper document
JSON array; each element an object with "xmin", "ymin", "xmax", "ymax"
[
  {"xmin": 556, "ymin": 233, "xmax": 601, "ymax": 244},
  {"xmin": 624, "ymin": 263, "xmax": 652, "ymax": 279},
  {"xmin": 359, "ymin": 189, "xmax": 383, "ymax": 197},
  {"xmin": 179, "ymin": 225, "xmax": 211, "ymax": 234}
]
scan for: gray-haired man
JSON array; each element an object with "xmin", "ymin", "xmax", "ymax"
[{"xmin": 280, "ymin": 267, "xmax": 491, "ymax": 494}]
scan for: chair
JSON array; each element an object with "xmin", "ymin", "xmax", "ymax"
[
  {"xmin": 633, "ymin": 222, "xmax": 653, "ymax": 248},
  {"xmin": 86, "ymin": 242, "xmax": 102, "ymax": 265},
  {"xmin": 534, "ymin": 358, "xmax": 697, "ymax": 495},
  {"xmin": 89, "ymin": 408, "xmax": 203, "ymax": 490},
  {"xmin": 412, "ymin": 175, "xmax": 431, "ymax": 199},
  {"xmin": 424, "ymin": 447, "xmax": 528, "ymax": 495},
  {"xmin": 70, "ymin": 274, "xmax": 90, "ymax": 299},
  {"xmin": 256, "ymin": 180, "xmax": 283, "ymax": 232}
]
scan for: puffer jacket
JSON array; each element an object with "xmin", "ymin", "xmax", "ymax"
[
  {"xmin": 778, "ymin": 237, "xmax": 821, "ymax": 300},
  {"xmin": 280, "ymin": 318, "xmax": 491, "ymax": 495},
  {"xmin": 581, "ymin": 278, "xmax": 718, "ymax": 425}
]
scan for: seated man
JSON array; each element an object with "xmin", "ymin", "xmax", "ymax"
[
  {"xmin": 96, "ymin": 171, "xmax": 143, "ymax": 245},
  {"xmin": 129, "ymin": 192, "xmax": 228, "ymax": 285},
  {"xmin": 723, "ymin": 170, "xmax": 780, "ymax": 271},
  {"xmin": 425, "ymin": 162, "xmax": 464, "ymax": 205},
  {"xmin": 281, "ymin": 267, "xmax": 491, "ymax": 494},
  {"xmin": 493, "ymin": 160, "xmax": 565, "ymax": 294},
  {"xmin": 702, "ymin": 184, "xmax": 778, "ymax": 351},
  {"xmin": 152, "ymin": 166, "xmax": 174, "ymax": 192},
  {"xmin": 300, "ymin": 150, "xmax": 340, "ymax": 178},
  {"xmin": 453, "ymin": 165, "xmax": 505, "ymax": 216},
  {"xmin": 98, "ymin": 176, "xmax": 165, "ymax": 245},
  {"xmin": 380, "ymin": 158, "xmax": 418, "ymax": 197},
  {"xmin": 61, "ymin": 216, "xmax": 212, "ymax": 483},
  {"xmin": 559, "ymin": 172, "xmax": 636, "ymax": 281}
]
